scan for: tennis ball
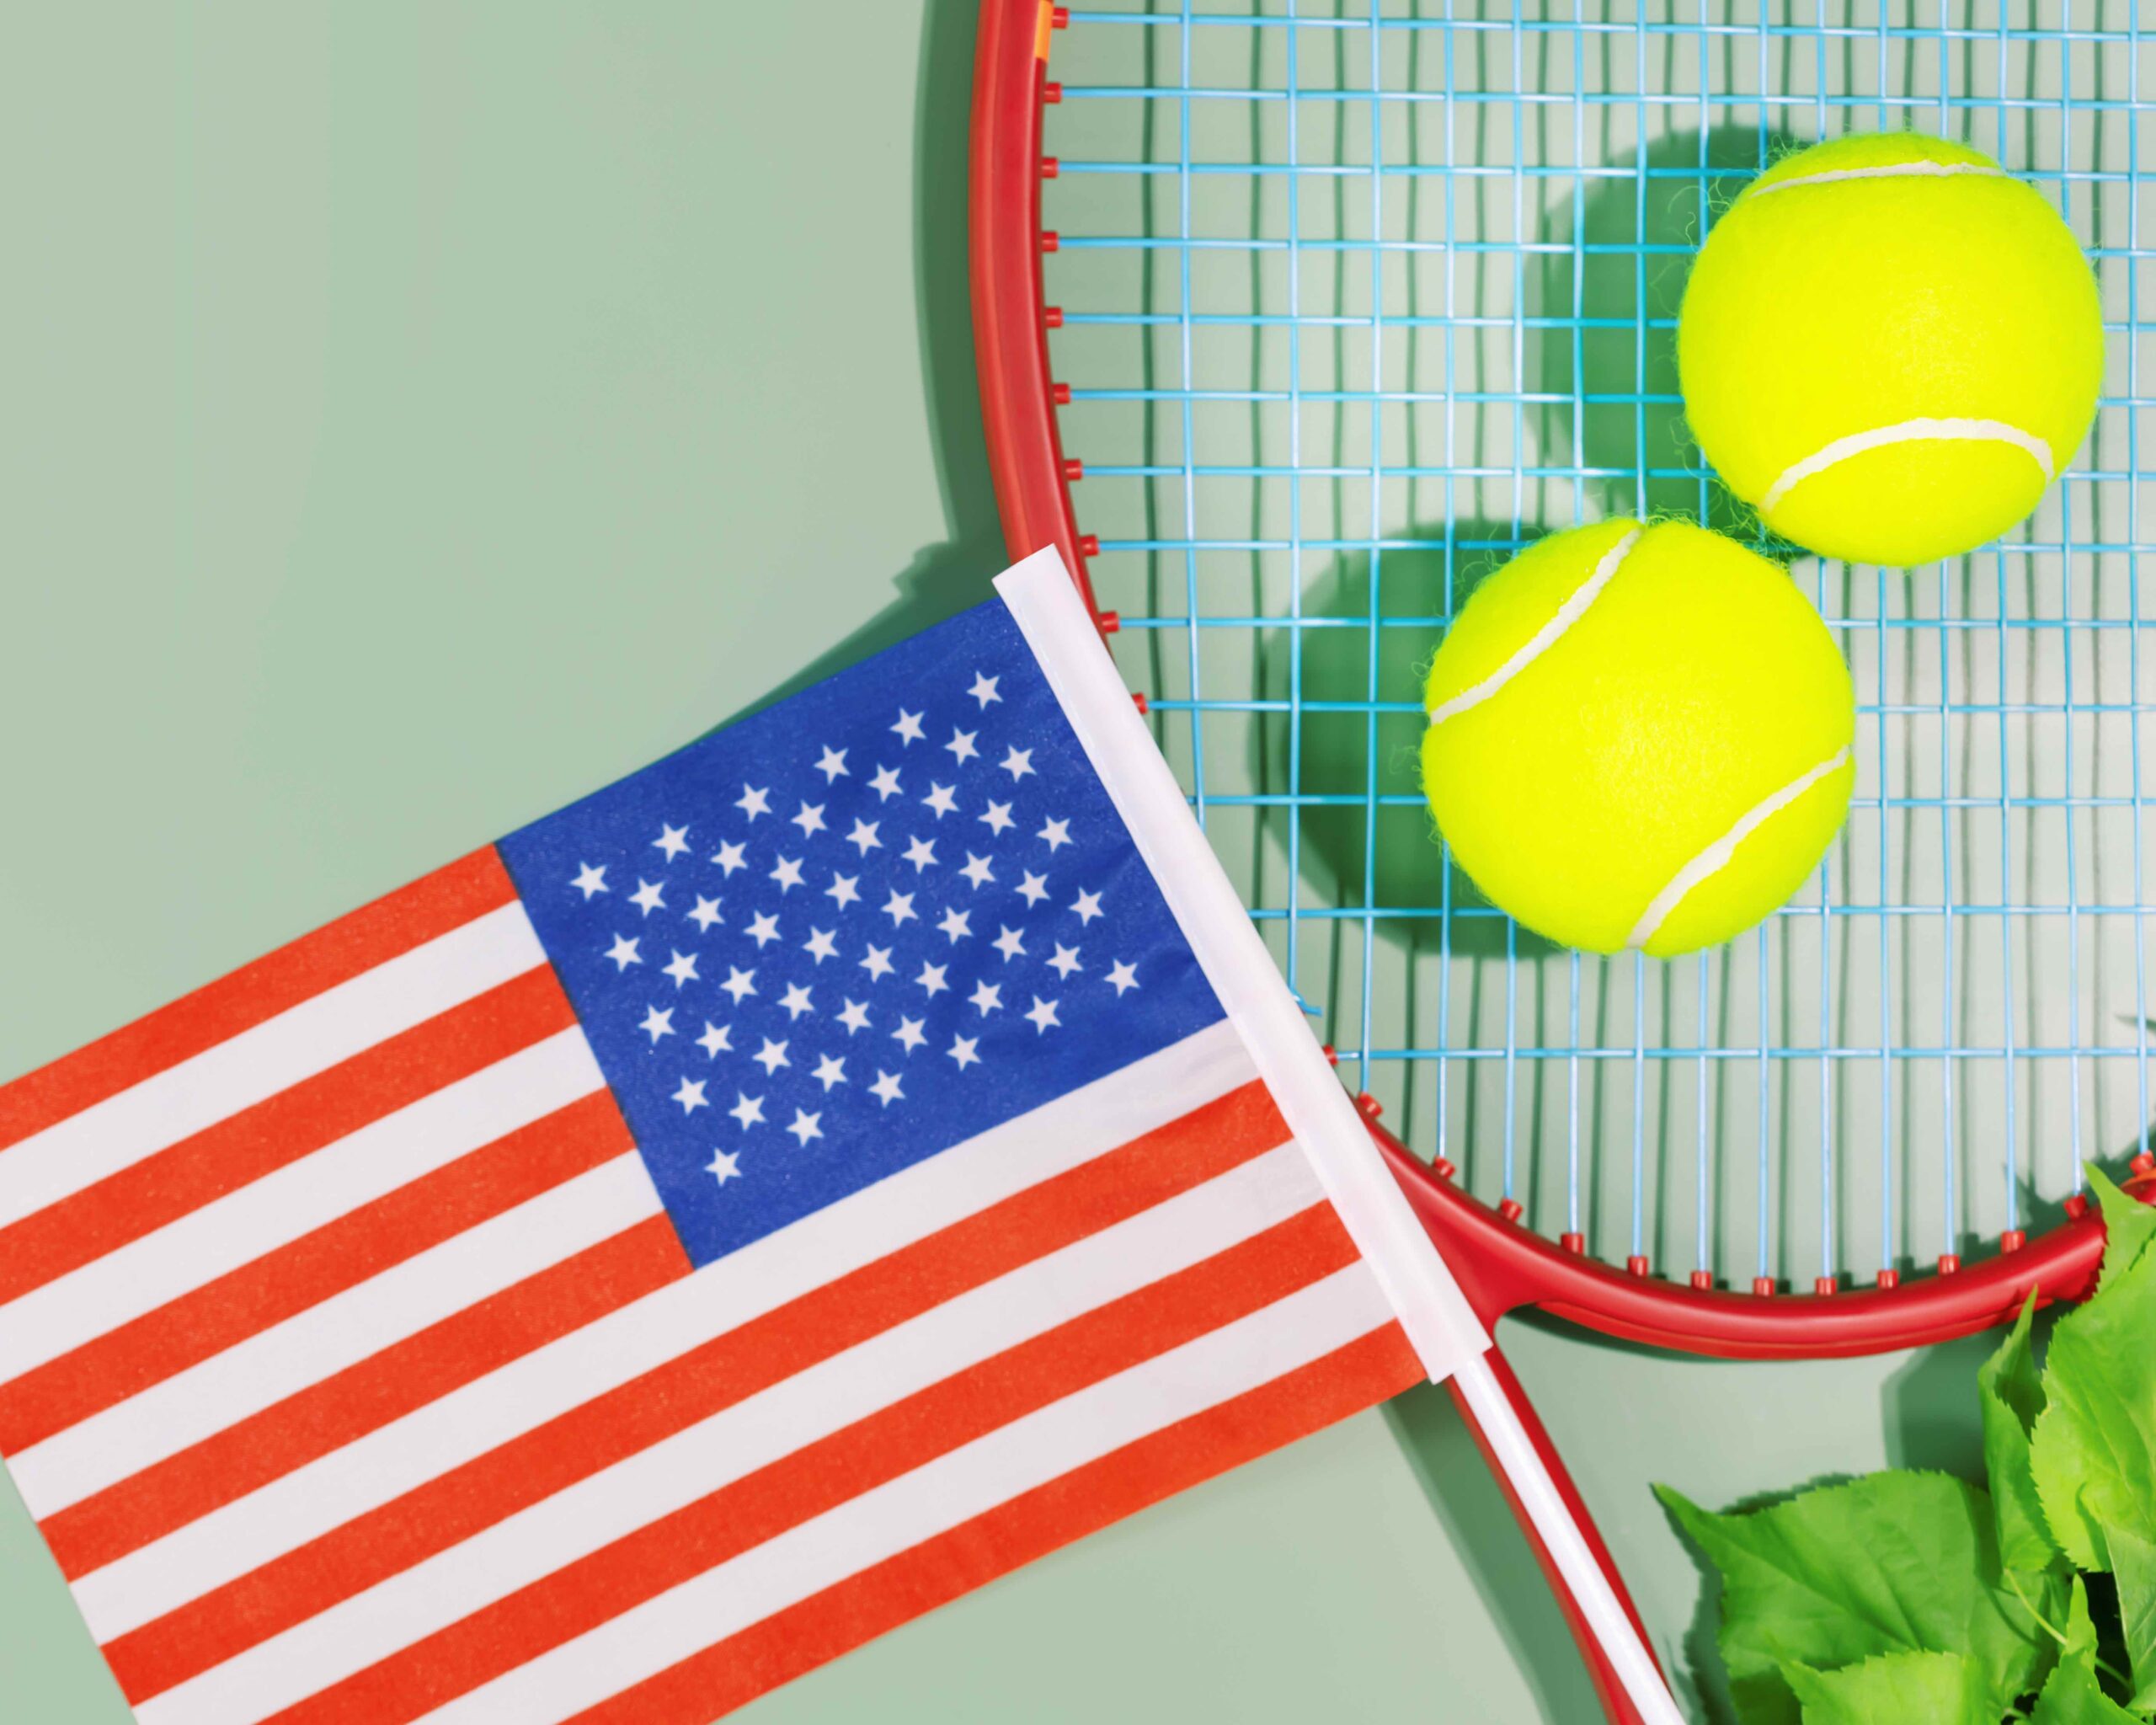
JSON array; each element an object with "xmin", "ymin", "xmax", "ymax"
[
  {"xmin": 1420, "ymin": 519, "xmax": 1854, "ymax": 958},
  {"xmin": 1678, "ymin": 131, "xmax": 2105, "ymax": 567}
]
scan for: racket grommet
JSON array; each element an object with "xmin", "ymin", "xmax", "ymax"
[
  {"xmin": 1560, "ymin": 1231, "xmax": 1585, "ymax": 1255},
  {"xmin": 2133, "ymin": 1151, "xmax": 2156, "ymax": 1178},
  {"xmin": 1689, "ymin": 1269, "xmax": 1713, "ymax": 1291},
  {"xmin": 1814, "ymin": 1275, "xmax": 1838, "ymax": 1296},
  {"xmin": 1497, "ymin": 1196, "xmax": 1524, "ymax": 1223},
  {"xmin": 1625, "ymin": 1254, "xmax": 1650, "ymax": 1279},
  {"xmin": 1938, "ymin": 1252, "xmax": 1962, "ymax": 1275},
  {"xmin": 1319, "ymin": 1043, "xmax": 1338, "ymax": 1065},
  {"xmin": 1051, "ymin": 5, "xmax": 1069, "ymax": 27},
  {"xmin": 1043, "ymin": 81, "xmax": 1063, "ymax": 104},
  {"xmin": 1876, "ymin": 1268, "xmax": 1901, "ymax": 1290},
  {"xmin": 1131, "ymin": 691, "xmax": 1149, "ymax": 715},
  {"xmin": 1077, "ymin": 533, "xmax": 1100, "ymax": 558},
  {"xmin": 1431, "ymin": 1156, "xmax": 1457, "ymax": 1182},
  {"xmin": 1064, "ymin": 457, "xmax": 1084, "ymax": 482},
  {"xmin": 1040, "ymin": 231, "xmax": 1059, "ymax": 254},
  {"xmin": 1354, "ymin": 1092, "xmax": 1384, "ymax": 1121},
  {"xmin": 2000, "ymin": 1228, "xmax": 2026, "ymax": 1252},
  {"xmin": 1752, "ymin": 1275, "xmax": 1776, "ymax": 1298},
  {"xmin": 1053, "ymin": 382, "xmax": 1071, "ymax": 407},
  {"xmin": 1043, "ymin": 306, "xmax": 1065, "ymax": 330},
  {"xmin": 2064, "ymin": 1193, "xmax": 2089, "ymax": 1220},
  {"xmin": 1096, "ymin": 609, "xmax": 1120, "ymax": 634},
  {"xmin": 1041, "ymin": 155, "xmax": 1059, "ymax": 179}
]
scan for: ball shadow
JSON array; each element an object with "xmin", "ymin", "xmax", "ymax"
[{"xmin": 1527, "ymin": 126, "xmax": 1801, "ymax": 534}]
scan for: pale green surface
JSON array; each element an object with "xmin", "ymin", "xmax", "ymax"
[{"xmin": 0, "ymin": 8, "xmax": 1995, "ymax": 1721}]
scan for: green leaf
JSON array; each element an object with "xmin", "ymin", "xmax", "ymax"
[
  {"xmin": 2032, "ymin": 1581, "xmax": 2143, "ymax": 1724},
  {"xmin": 2031, "ymin": 1236, "xmax": 2156, "ymax": 1570},
  {"xmin": 2088, "ymin": 1164, "xmax": 2156, "ymax": 1292},
  {"xmin": 1657, "ymin": 1472, "xmax": 2059, "ymax": 1723},
  {"xmin": 2106, "ymin": 1522, "xmax": 2156, "ymax": 1712},
  {"xmin": 1783, "ymin": 1651, "xmax": 1995, "ymax": 1724},
  {"xmin": 1979, "ymin": 1290, "xmax": 2062, "ymax": 1574}
]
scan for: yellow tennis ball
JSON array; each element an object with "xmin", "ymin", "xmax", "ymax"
[
  {"xmin": 1420, "ymin": 519, "xmax": 1854, "ymax": 958},
  {"xmin": 1678, "ymin": 131, "xmax": 2104, "ymax": 567}
]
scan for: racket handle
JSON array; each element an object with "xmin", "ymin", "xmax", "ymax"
[{"xmin": 1448, "ymin": 1349, "xmax": 1685, "ymax": 1725}]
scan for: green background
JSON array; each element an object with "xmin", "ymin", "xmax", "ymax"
[{"xmin": 0, "ymin": 7, "xmax": 2002, "ymax": 1719}]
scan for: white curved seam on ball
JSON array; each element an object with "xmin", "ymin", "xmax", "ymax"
[
  {"xmin": 1743, "ymin": 161, "xmax": 2007, "ymax": 200},
  {"xmin": 1624, "ymin": 745, "xmax": 1853, "ymax": 953},
  {"xmin": 1425, "ymin": 528, "xmax": 1642, "ymax": 728},
  {"xmin": 1760, "ymin": 419, "xmax": 2054, "ymax": 514}
]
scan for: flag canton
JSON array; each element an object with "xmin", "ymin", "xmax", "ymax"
[{"xmin": 498, "ymin": 600, "xmax": 1227, "ymax": 1268}]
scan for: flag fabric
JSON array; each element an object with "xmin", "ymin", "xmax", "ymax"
[{"xmin": 0, "ymin": 551, "xmax": 1482, "ymax": 1724}]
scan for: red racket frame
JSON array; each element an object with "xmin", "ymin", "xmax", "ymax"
[{"xmin": 969, "ymin": 4, "xmax": 2153, "ymax": 1717}]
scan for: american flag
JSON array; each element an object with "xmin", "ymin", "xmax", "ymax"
[{"xmin": 0, "ymin": 553, "xmax": 1480, "ymax": 1723}]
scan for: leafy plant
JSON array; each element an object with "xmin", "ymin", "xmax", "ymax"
[{"xmin": 1662, "ymin": 1167, "xmax": 2156, "ymax": 1722}]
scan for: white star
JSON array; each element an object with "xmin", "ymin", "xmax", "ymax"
[
  {"xmin": 946, "ymin": 727, "xmax": 979, "ymax": 766},
  {"xmin": 722, "ymin": 965, "xmax": 758, "ymax": 1004},
  {"xmin": 836, "ymin": 998, "xmax": 872, "ymax": 1034},
  {"xmin": 1038, "ymin": 817, "xmax": 1072, "ymax": 852},
  {"xmin": 960, "ymin": 852, "xmax": 995, "ymax": 889},
  {"xmin": 663, "ymin": 949, "xmax": 700, "ymax": 989},
  {"xmin": 673, "ymin": 1077, "xmax": 708, "ymax": 1114},
  {"xmin": 1071, "ymin": 888, "xmax": 1104, "ymax": 925},
  {"xmin": 811, "ymin": 1054, "xmax": 848, "ymax": 1092},
  {"xmin": 706, "ymin": 1146, "xmax": 743, "ymax": 1187},
  {"xmin": 915, "ymin": 961, "xmax": 949, "ymax": 996},
  {"xmin": 639, "ymin": 1005, "xmax": 676, "ymax": 1043},
  {"xmin": 847, "ymin": 819, "xmax": 883, "ymax": 856},
  {"xmin": 969, "ymin": 980, "xmax": 1003, "ymax": 1016},
  {"xmin": 1106, "ymin": 959, "xmax": 1139, "ymax": 996},
  {"xmin": 1024, "ymin": 996, "xmax": 1061, "ymax": 1033},
  {"xmin": 893, "ymin": 1015, "xmax": 928, "ymax": 1054},
  {"xmin": 860, "ymin": 943, "xmax": 895, "ymax": 982},
  {"xmin": 770, "ymin": 856, "xmax": 806, "ymax": 893},
  {"xmin": 892, "ymin": 708, "xmax": 926, "ymax": 745},
  {"xmin": 814, "ymin": 746, "xmax": 850, "ymax": 783},
  {"xmin": 696, "ymin": 1021, "xmax": 732, "ymax": 1059},
  {"xmin": 728, "ymin": 1091, "xmax": 766, "ymax": 1130},
  {"xmin": 937, "ymin": 906, "xmax": 973, "ymax": 943},
  {"xmin": 746, "ymin": 911, "xmax": 782, "ymax": 948},
  {"xmin": 712, "ymin": 840, "xmax": 749, "ymax": 877},
  {"xmin": 903, "ymin": 836, "xmax": 939, "ymax": 873},
  {"xmin": 1001, "ymin": 746, "xmax": 1035, "ymax": 781},
  {"xmin": 654, "ymin": 823, "xmax": 691, "ymax": 861},
  {"xmin": 921, "ymin": 782, "xmax": 958, "ymax": 820},
  {"xmin": 883, "ymin": 889, "xmax": 917, "ymax": 927},
  {"xmin": 753, "ymin": 1037, "xmax": 792, "ymax": 1076},
  {"xmin": 736, "ymin": 785, "xmax": 771, "ymax": 821},
  {"xmin": 947, "ymin": 1035, "xmax": 981, "ymax": 1071},
  {"xmin": 1017, "ymin": 870, "xmax": 1050, "ymax": 907},
  {"xmin": 802, "ymin": 927, "xmax": 838, "ymax": 964},
  {"xmin": 630, "ymin": 879, "xmax": 666, "ymax": 916},
  {"xmin": 993, "ymin": 925, "xmax": 1027, "ymax": 963},
  {"xmin": 571, "ymin": 862, "xmax": 609, "ymax": 900},
  {"xmin": 1049, "ymin": 942, "xmax": 1083, "ymax": 979},
  {"xmin": 826, "ymin": 872, "xmax": 861, "ymax": 910},
  {"xmin": 868, "ymin": 764, "xmax": 903, "ymax": 802},
  {"xmin": 791, "ymin": 801, "xmax": 827, "ymax": 838},
  {"xmin": 688, "ymin": 895, "xmax": 724, "ymax": 932},
  {"xmin": 969, "ymin": 671, "xmax": 1002, "ymax": 708},
  {"xmin": 787, "ymin": 1108, "xmax": 825, "ymax": 1147},
  {"xmin": 979, "ymin": 800, "xmax": 1016, "ymax": 837},
  {"xmin": 779, "ymin": 982, "xmax": 816, "ymax": 1021},
  {"xmin": 605, "ymin": 934, "xmax": 643, "ymax": 971},
  {"xmin": 870, "ymin": 1070, "xmax": 905, "ymax": 1107}
]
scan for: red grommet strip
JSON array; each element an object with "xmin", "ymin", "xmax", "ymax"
[
  {"xmin": 1689, "ymin": 1268, "xmax": 1713, "ymax": 1291},
  {"xmin": 1497, "ymin": 1197, "xmax": 1524, "ymax": 1223},
  {"xmin": 1355, "ymin": 1092, "xmax": 1384, "ymax": 1121},
  {"xmin": 1753, "ymin": 1275, "xmax": 1776, "ymax": 1298},
  {"xmin": 1041, "ymin": 156, "xmax": 1059, "ymax": 179},
  {"xmin": 2063, "ymin": 1193, "xmax": 2089, "ymax": 1220},
  {"xmin": 1876, "ymin": 1267, "xmax": 1901, "ymax": 1290},
  {"xmin": 1043, "ymin": 81, "xmax": 1063, "ymax": 104},
  {"xmin": 1051, "ymin": 5, "xmax": 1069, "ymax": 26},
  {"xmin": 2001, "ymin": 1228, "xmax": 2026, "ymax": 1253},
  {"xmin": 1052, "ymin": 382, "xmax": 1071, "ymax": 406},
  {"xmin": 1043, "ymin": 305, "xmax": 1065, "ymax": 329},
  {"xmin": 1077, "ymin": 533, "xmax": 1100, "ymax": 558},
  {"xmin": 1625, "ymin": 1254, "xmax": 1650, "ymax": 1279},
  {"xmin": 1815, "ymin": 1275, "xmax": 1838, "ymax": 1296},
  {"xmin": 1131, "ymin": 692, "xmax": 1149, "ymax": 715},
  {"xmin": 1560, "ymin": 1231, "xmax": 1585, "ymax": 1256},
  {"xmin": 1040, "ymin": 231, "xmax": 1059, "ymax": 254},
  {"xmin": 1939, "ymin": 1252, "xmax": 1962, "ymax": 1275},
  {"xmin": 1063, "ymin": 457, "xmax": 1084, "ymax": 482},
  {"xmin": 1095, "ymin": 609, "xmax": 1120, "ymax": 634},
  {"xmin": 1430, "ymin": 1156, "xmax": 1457, "ymax": 1182}
]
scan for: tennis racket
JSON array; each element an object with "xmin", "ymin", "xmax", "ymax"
[{"xmin": 970, "ymin": 3, "xmax": 2153, "ymax": 1719}]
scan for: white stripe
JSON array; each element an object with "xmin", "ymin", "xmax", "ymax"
[
  {"xmin": 1625, "ymin": 746, "xmax": 1854, "ymax": 952},
  {"xmin": 1423, "ymin": 527, "xmax": 1641, "ymax": 726},
  {"xmin": 1744, "ymin": 159, "xmax": 2006, "ymax": 199},
  {"xmin": 125, "ymin": 1145, "xmax": 1325, "ymax": 1719},
  {"xmin": 997, "ymin": 548, "xmax": 1489, "ymax": 1383},
  {"xmin": 1762, "ymin": 418, "xmax": 2053, "ymax": 514},
  {"xmin": 71, "ymin": 1021, "xmax": 1257, "ymax": 1637},
  {"xmin": 12, "ymin": 1155, "xmax": 658, "ymax": 1523},
  {"xmin": 0, "ymin": 1029, "xmax": 606, "ymax": 1392},
  {"xmin": 0, "ymin": 904, "xmax": 547, "ymax": 1230},
  {"xmin": 387, "ymin": 1267, "xmax": 1393, "ymax": 1725}
]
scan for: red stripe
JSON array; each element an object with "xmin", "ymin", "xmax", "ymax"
[
  {"xmin": 568, "ymin": 1323, "xmax": 1422, "ymax": 1725},
  {"xmin": 0, "ymin": 966, "xmax": 570, "ymax": 1317},
  {"xmin": 42, "ymin": 1204, "xmax": 689, "ymax": 1581},
  {"xmin": 0, "ymin": 852, "xmax": 515, "ymax": 1152},
  {"xmin": 240, "ymin": 1206, "xmax": 1360, "ymax": 1725},
  {"xmin": 104, "ymin": 1081, "xmax": 1288, "ymax": 1696},
  {"xmin": 0, "ymin": 1090, "xmax": 630, "ymax": 1459}
]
